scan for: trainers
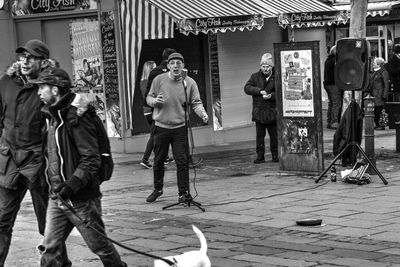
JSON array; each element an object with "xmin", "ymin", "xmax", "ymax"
[
  {"xmin": 253, "ymin": 158, "xmax": 265, "ymax": 164},
  {"xmin": 146, "ymin": 190, "xmax": 163, "ymax": 203},
  {"xmin": 140, "ymin": 159, "xmax": 152, "ymax": 169},
  {"xmin": 178, "ymin": 193, "xmax": 191, "ymax": 204},
  {"xmin": 164, "ymin": 156, "xmax": 174, "ymax": 165}
]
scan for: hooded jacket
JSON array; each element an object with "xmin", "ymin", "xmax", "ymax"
[
  {"xmin": 42, "ymin": 92, "xmax": 101, "ymax": 201},
  {"xmin": 244, "ymin": 69, "xmax": 277, "ymax": 124},
  {"xmin": 0, "ymin": 60, "xmax": 56, "ymax": 188}
]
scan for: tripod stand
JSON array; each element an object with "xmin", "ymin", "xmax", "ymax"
[
  {"xmin": 315, "ymin": 92, "xmax": 388, "ymax": 185},
  {"xmin": 163, "ymin": 76, "xmax": 205, "ymax": 212}
]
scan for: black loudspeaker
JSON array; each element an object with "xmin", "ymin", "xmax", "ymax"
[{"xmin": 335, "ymin": 38, "xmax": 370, "ymax": 91}]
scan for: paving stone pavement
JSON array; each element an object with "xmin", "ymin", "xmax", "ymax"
[{"xmin": 6, "ymin": 127, "xmax": 400, "ymax": 267}]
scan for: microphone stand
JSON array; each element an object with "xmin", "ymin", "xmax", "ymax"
[{"xmin": 162, "ymin": 74, "xmax": 205, "ymax": 212}]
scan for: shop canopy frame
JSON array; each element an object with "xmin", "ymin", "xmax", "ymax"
[{"xmin": 119, "ymin": 0, "xmax": 335, "ymax": 129}]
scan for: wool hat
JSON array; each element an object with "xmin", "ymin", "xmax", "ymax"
[
  {"xmin": 260, "ymin": 53, "xmax": 274, "ymax": 66},
  {"xmin": 16, "ymin": 39, "xmax": 50, "ymax": 59},
  {"xmin": 30, "ymin": 67, "xmax": 71, "ymax": 88},
  {"xmin": 167, "ymin": 52, "xmax": 184, "ymax": 63}
]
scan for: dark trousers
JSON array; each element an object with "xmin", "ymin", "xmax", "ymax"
[
  {"xmin": 325, "ymin": 84, "xmax": 343, "ymax": 125},
  {"xmin": 0, "ymin": 175, "xmax": 48, "ymax": 266},
  {"xmin": 153, "ymin": 126, "xmax": 189, "ymax": 195},
  {"xmin": 255, "ymin": 122, "xmax": 278, "ymax": 160},
  {"xmin": 143, "ymin": 114, "xmax": 154, "ymax": 161},
  {"xmin": 374, "ymin": 105, "xmax": 384, "ymax": 127}
]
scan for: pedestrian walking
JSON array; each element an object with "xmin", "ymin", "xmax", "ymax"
[
  {"xmin": 33, "ymin": 67, "xmax": 127, "ymax": 267},
  {"xmin": 140, "ymin": 60, "xmax": 157, "ymax": 169},
  {"xmin": 0, "ymin": 39, "xmax": 53, "ymax": 266},
  {"xmin": 146, "ymin": 52, "xmax": 208, "ymax": 203},
  {"xmin": 368, "ymin": 57, "xmax": 389, "ymax": 130},
  {"xmin": 244, "ymin": 53, "xmax": 278, "ymax": 164},
  {"xmin": 324, "ymin": 45, "xmax": 342, "ymax": 129}
]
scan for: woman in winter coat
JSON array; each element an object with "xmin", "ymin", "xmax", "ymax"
[{"xmin": 368, "ymin": 57, "xmax": 389, "ymax": 130}]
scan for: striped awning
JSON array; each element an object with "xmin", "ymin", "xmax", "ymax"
[
  {"xmin": 119, "ymin": 0, "xmax": 336, "ymax": 129},
  {"xmin": 334, "ymin": 0, "xmax": 400, "ymax": 17},
  {"xmin": 120, "ymin": 0, "xmax": 174, "ymax": 129}
]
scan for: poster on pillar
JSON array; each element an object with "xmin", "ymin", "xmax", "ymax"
[
  {"xmin": 273, "ymin": 41, "xmax": 324, "ymax": 174},
  {"xmin": 70, "ymin": 19, "xmax": 107, "ymax": 130}
]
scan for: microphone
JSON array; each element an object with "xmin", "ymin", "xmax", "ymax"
[{"xmin": 181, "ymin": 68, "xmax": 188, "ymax": 80}]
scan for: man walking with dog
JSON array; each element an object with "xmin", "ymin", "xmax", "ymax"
[
  {"xmin": 146, "ymin": 52, "xmax": 208, "ymax": 203},
  {"xmin": 32, "ymin": 67, "xmax": 126, "ymax": 267}
]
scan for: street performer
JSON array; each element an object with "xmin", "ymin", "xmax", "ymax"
[{"xmin": 146, "ymin": 52, "xmax": 208, "ymax": 203}]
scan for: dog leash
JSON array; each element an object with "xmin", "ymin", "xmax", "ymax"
[{"xmin": 57, "ymin": 195, "xmax": 176, "ymax": 266}]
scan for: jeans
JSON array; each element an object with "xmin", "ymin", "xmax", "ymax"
[
  {"xmin": 153, "ymin": 126, "xmax": 189, "ymax": 194},
  {"xmin": 39, "ymin": 197, "xmax": 126, "ymax": 267},
  {"xmin": 255, "ymin": 122, "xmax": 278, "ymax": 160},
  {"xmin": 0, "ymin": 175, "xmax": 48, "ymax": 267},
  {"xmin": 325, "ymin": 84, "xmax": 343, "ymax": 125}
]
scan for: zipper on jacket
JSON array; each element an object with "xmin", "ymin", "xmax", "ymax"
[{"xmin": 55, "ymin": 110, "xmax": 66, "ymax": 182}]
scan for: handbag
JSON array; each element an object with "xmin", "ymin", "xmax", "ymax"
[{"xmin": 378, "ymin": 108, "xmax": 389, "ymax": 127}]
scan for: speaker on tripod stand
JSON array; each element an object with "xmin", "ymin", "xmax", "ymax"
[{"xmin": 316, "ymin": 38, "xmax": 388, "ymax": 185}]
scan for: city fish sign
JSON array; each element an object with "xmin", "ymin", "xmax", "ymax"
[
  {"xmin": 11, "ymin": 0, "xmax": 97, "ymax": 16},
  {"xmin": 179, "ymin": 14, "xmax": 264, "ymax": 34},
  {"xmin": 278, "ymin": 10, "xmax": 349, "ymax": 28}
]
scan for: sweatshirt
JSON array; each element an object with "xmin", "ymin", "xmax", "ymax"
[{"xmin": 146, "ymin": 72, "xmax": 207, "ymax": 129}]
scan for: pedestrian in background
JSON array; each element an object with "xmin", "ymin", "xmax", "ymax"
[
  {"xmin": 139, "ymin": 60, "xmax": 157, "ymax": 169},
  {"xmin": 33, "ymin": 67, "xmax": 127, "ymax": 267},
  {"xmin": 385, "ymin": 44, "xmax": 400, "ymax": 101},
  {"xmin": 0, "ymin": 39, "xmax": 52, "ymax": 265},
  {"xmin": 324, "ymin": 45, "xmax": 342, "ymax": 129},
  {"xmin": 244, "ymin": 53, "xmax": 278, "ymax": 164},
  {"xmin": 368, "ymin": 57, "xmax": 389, "ymax": 130},
  {"xmin": 146, "ymin": 52, "xmax": 208, "ymax": 203}
]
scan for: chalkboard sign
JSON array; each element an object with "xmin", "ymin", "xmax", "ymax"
[
  {"xmin": 208, "ymin": 33, "xmax": 223, "ymax": 130},
  {"xmin": 101, "ymin": 11, "xmax": 119, "ymax": 101},
  {"xmin": 101, "ymin": 11, "xmax": 122, "ymax": 137}
]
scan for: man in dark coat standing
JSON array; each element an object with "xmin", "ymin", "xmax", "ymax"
[
  {"xmin": 385, "ymin": 44, "xmax": 400, "ymax": 101},
  {"xmin": 244, "ymin": 53, "xmax": 278, "ymax": 163}
]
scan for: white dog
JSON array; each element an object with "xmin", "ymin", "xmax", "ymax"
[{"xmin": 154, "ymin": 225, "xmax": 211, "ymax": 267}]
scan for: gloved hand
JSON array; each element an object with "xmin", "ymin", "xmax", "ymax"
[{"xmin": 53, "ymin": 183, "xmax": 74, "ymax": 200}]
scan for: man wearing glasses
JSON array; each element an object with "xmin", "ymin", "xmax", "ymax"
[
  {"xmin": 0, "ymin": 39, "xmax": 53, "ymax": 265},
  {"xmin": 244, "ymin": 53, "xmax": 278, "ymax": 164}
]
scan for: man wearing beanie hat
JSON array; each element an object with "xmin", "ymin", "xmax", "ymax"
[
  {"xmin": 146, "ymin": 51, "xmax": 208, "ymax": 203},
  {"xmin": 31, "ymin": 67, "xmax": 127, "ymax": 267},
  {"xmin": 140, "ymin": 48, "xmax": 176, "ymax": 169},
  {"xmin": 0, "ymin": 39, "xmax": 54, "ymax": 265},
  {"xmin": 385, "ymin": 44, "xmax": 400, "ymax": 98},
  {"xmin": 244, "ymin": 52, "xmax": 279, "ymax": 163}
]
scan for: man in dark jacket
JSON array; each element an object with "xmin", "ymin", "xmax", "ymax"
[
  {"xmin": 33, "ymin": 68, "xmax": 126, "ymax": 267},
  {"xmin": 0, "ymin": 39, "xmax": 51, "ymax": 266},
  {"xmin": 385, "ymin": 44, "xmax": 400, "ymax": 101},
  {"xmin": 244, "ymin": 53, "xmax": 278, "ymax": 163},
  {"xmin": 324, "ymin": 45, "xmax": 342, "ymax": 129}
]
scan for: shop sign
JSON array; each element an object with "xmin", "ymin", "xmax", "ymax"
[
  {"xmin": 278, "ymin": 10, "xmax": 349, "ymax": 28},
  {"xmin": 11, "ymin": 0, "xmax": 97, "ymax": 16},
  {"xmin": 179, "ymin": 14, "xmax": 263, "ymax": 35}
]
